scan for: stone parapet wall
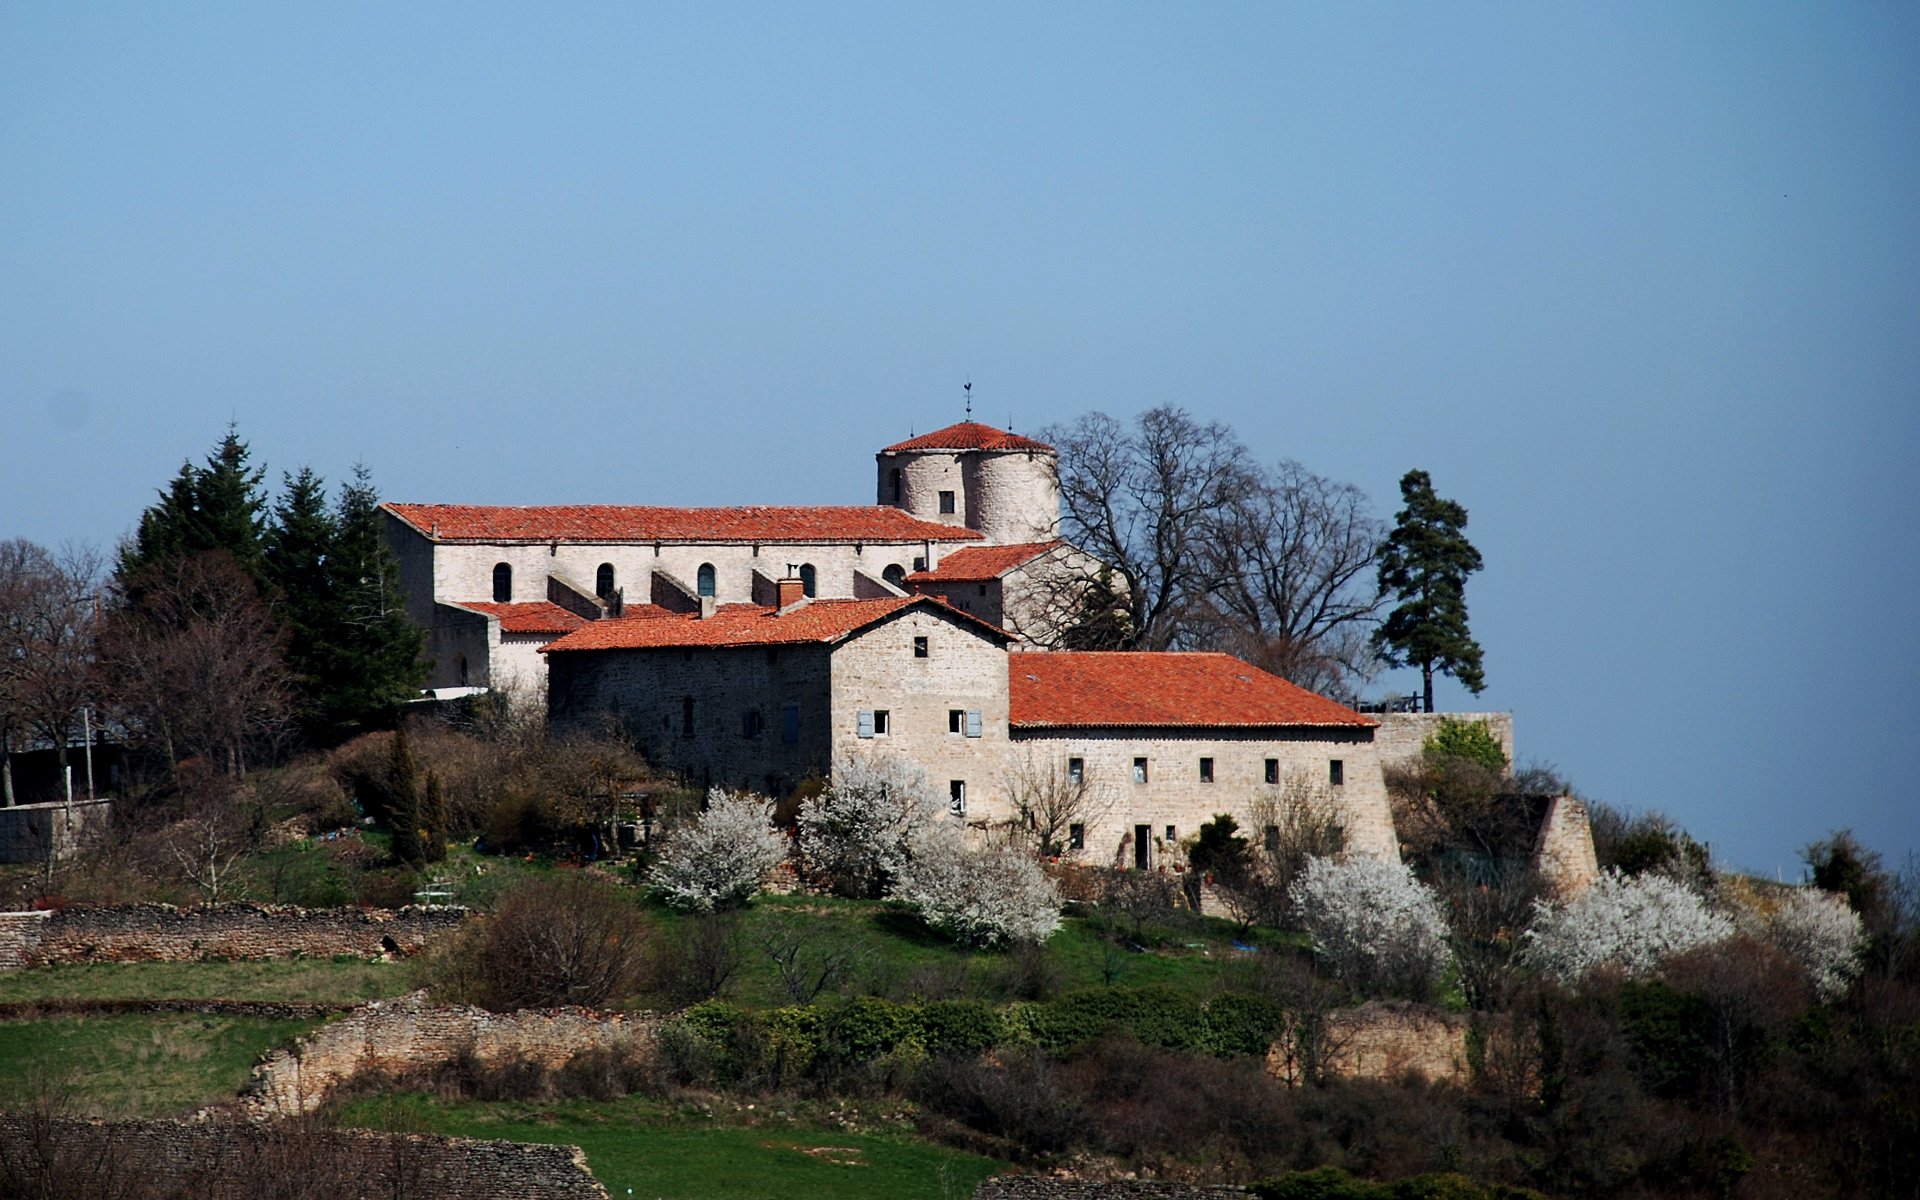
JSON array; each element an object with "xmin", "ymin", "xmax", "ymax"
[
  {"xmin": 1372, "ymin": 712, "xmax": 1515, "ymax": 773},
  {"xmin": 244, "ymin": 991, "xmax": 659, "ymax": 1116},
  {"xmin": 0, "ymin": 904, "xmax": 469, "ymax": 971},
  {"xmin": 0, "ymin": 1113, "xmax": 606, "ymax": 1199}
]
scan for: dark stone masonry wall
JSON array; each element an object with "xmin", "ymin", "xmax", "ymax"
[
  {"xmin": 0, "ymin": 1114, "xmax": 607, "ymax": 1200},
  {"xmin": 0, "ymin": 903, "xmax": 470, "ymax": 969}
]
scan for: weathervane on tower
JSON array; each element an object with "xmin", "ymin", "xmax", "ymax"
[{"xmin": 963, "ymin": 378, "xmax": 972, "ymax": 419}]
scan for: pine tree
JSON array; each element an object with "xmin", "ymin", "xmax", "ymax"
[
  {"xmin": 116, "ymin": 427, "xmax": 269, "ymax": 594},
  {"xmin": 387, "ymin": 724, "xmax": 424, "ymax": 866},
  {"xmin": 1373, "ymin": 469, "xmax": 1486, "ymax": 712}
]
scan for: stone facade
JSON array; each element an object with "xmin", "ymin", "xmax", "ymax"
[
  {"xmin": 1266, "ymin": 1000, "xmax": 1471, "ymax": 1087},
  {"xmin": 0, "ymin": 1114, "xmax": 608, "ymax": 1200},
  {"xmin": 1531, "ymin": 794, "xmax": 1600, "ymax": 896},
  {"xmin": 244, "ymin": 991, "xmax": 658, "ymax": 1117},
  {"xmin": 0, "ymin": 904, "xmax": 469, "ymax": 971},
  {"xmin": 1008, "ymin": 728, "xmax": 1398, "ymax": 866}
]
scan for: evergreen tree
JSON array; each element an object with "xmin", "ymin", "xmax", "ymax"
[
  {"xmin": 264, "ymin": 468, "xmax": 338, "ymax": 739},
  {"xmin": 117, "ymin": 427, "xmax": 270, "ymax": 593},
  {"xmin": 1373, "ymin": 469, "xmax": 1486, "ymax": 712},
  {"xmin": 321, "ymin": 464, "xmax": 426, "ymax": 740},
  {"xmin": 387, "ymin": 724, "xmax": 424, "ymax": 865}
]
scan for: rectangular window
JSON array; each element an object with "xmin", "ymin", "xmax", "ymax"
[
  {"xmin": 949, "ymin": 780, "xmax": 966, "ymax": 817},
  {"xmin": 1264, "ymin": 825, "xmax": 1280, "ymax": 853},
  {"xmin": 1068, "ymin": 757, "xmax": 1084, "ymax": 784},
  {"xmin": 682, "ymin": 697, "xmax": 695, "ymax": 738},
  {"xmin": 872, "ymin": 709, "xmax": 890, "ymax": 735},
  {"xmin": 1199, "ymin": 757, "xmax": 1214, "ymax": 783},
  {"xmin": 977, "ymin": 583, "xmax": 987, "ymax": 597},
  {"xmin": 1166, "ymin": 824, "xmax": 1177, "ymax": 843},
  {"xmin": 965, "ymin": 710, "xmax": 983, "ymax": 738},
  {"xmin": 741, "ymin": 711, "xmax": 762, "ymax": 739},
  {"xmin": 1329, "ymin": 759, "xmax": 1344, "ymax": 787},
  {"xmin": 1133, "ymin": 757, "xmax": 1148, "ymax": 784},
  {"xmin": 949, "ymin": 709, "xmax": 965, "ymax": 734},
  {"xmin": 1264, "ymin": 758, "xmax": 1279, "ymax": 785},
  {"xmin": 938, "ymin": 490, "xmax": 956, "ymax": 514},
  {"xmin": 1069, "ymin": 823, "xmax": 1085, "ymax": 850},
  {"xmin": 913, "ymin": 636, "xmax": 928, "ymax": 658},
  {"xmin": 857, "ymin": 710, "xmax": 875, "ymax": 739},
  {"xmin": 781, "ymin": 703, "xmax": 799, "ymax": 744}
]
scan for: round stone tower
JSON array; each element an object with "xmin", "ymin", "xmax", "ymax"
[{"xmin": 876, "ymin": 420, "xmax": 1060, "ymax": 545}]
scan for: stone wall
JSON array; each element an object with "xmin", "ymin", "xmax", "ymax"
[
  {"xmin": 0, "ymin": 1113, "xmax": 607, "ymax": 1199},
  {"xmin": 1372, "ymin": 712, "xmax": 1515, "ymax": 773},
  {"xmin": 1309, "ymin": 1000, "xmax": 1471, "ymax": 1085},
  {"xmin": 0, "ymin": 798, "xmax": 111, "ymax": 865},
  {"xmin": 0, "ymin": 904, "xmax": 469, "ymax": 971},
  {"xmin": 244, "ymin": 991, "xmax": 659, "ymax": 1116},
  {"xmin": 975, "ymin": 1181, "xmax": 1244, "ymax": 1199},
  {"xmin": 1531, "ymin": 794, "xmax": 1600, "ymax": 897}
]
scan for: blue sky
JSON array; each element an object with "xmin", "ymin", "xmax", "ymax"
[{"xmin": 3, "ymin": 3, "xmax": 1915, "ymax": 875}]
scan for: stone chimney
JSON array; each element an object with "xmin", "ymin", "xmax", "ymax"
[
  {"xmin": 776, "ymin": 576, "xmax": 806, "ymax": 611},
  {"xmin": 698, "ymin": 596, "xmax": 717, "ymax": 619}
]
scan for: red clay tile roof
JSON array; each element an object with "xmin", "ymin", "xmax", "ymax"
[
  {"xmin": 541, "ymin": 595, "xmax": 1009, "ymax": 653},
  {"xmin": 384, "ymin": 504, "xmax": 983, "ymax": 545},
  {"xmin": 1009, "ymin": 652, "xmax": 1376, "ymax": 729},
  {"xmin": 879, "ymin": 421, "xmax": 1055, "ymax": 454},
  {"xmin": 906, "ymin": 541, "xmax": 1061, "ymax": 583},
  {"xmin": 454, "ymin": 601, "xmax": 589, "ymax": 635}
]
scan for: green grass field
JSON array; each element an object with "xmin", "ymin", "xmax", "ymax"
[
  {"xmin": 336, "ymin": 1094, "xmax": 1007, "ymax": 1200},
  {"xmin": 0, "ymin": 1012, "xmax": 319, "ymax": 1117},
  {"xmin": 0, "ymin": 958, "xmax": 412, "ymax": 1005}
]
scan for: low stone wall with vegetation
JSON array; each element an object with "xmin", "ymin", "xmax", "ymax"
[
  {"xmin": 0, "ymin": 903, "xmax": 469, "ymax": 970},
  {"xmin": 975, "ymin": 1181, "xmax": 1246, "ymax": 1199},
  {"xmin": 244, "ymin": 991, "xmax": 659, "ymax": 1116},
  {"xmin": 0, "ymin": 1113, "xmax": 607, "ymax": 1200},
  {"xmin": 1310, "ymin": 1001, "xmax": 1470, "ymax": 1086}
]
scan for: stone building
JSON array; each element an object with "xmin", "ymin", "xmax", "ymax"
[{"xmin": 544, "ymin": 585, "xmax": 1400, "ymax": 864}]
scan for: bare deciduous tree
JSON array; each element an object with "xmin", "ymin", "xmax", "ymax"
[
  {"xmin": 1198, "ymin": 460, "xmax": 1386, "ymax": 700},
  {"xmin": 99, "ymin": 551, "xmax": 291, "ymax": 781},
  {"xmin": 166, "ymin": 783, "xmax": 256, "ymax": 905},
  {"xmin": 0, "ymin": 540, "xmax": 102, "ymax": 805},
  {"xmin": 1044, "ymin": 406, "xmax": 1259, "ymax": 651},
  {"xmin": 1003, "ymin": 750, "xmax": 1112, "ymax": 859}
]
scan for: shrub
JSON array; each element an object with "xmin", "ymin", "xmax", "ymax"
[
  {"xmin": 1423, "ymin": 717, "xmax": 1509, "ymax": 774},
  {"xmin": 894, "ymin": 825, "xmax": 1063, "ymax": 947},
  {"xmin": 473, "ymin": 872, "xmax": 650, "ymax": 1009},
  {"xmin": 1290, "ymin": 856, "xmax": 1452, "ymax": 998},
  {"xmin": 797, "ymin": 753, "xmax": 947, "ymax": 897},
  {"xmin": 648, "ymin": 788, "xmax": 787, "ymax": 912},
  {"xmin": 1769, "ymin": 887, "xmax": 1866, "ymax": 1001},
  {"xmin": 1524, "ymin": 869, "xmax": 1733, "ymax": 984}
]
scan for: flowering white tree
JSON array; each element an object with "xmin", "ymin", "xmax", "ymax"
[
  {"xmin": 1290, "ymin": 856, "xmax": 1452, "ymax": 997},
  {"xmin": 895, "ymin": 825, "xmax": 1063, "ymax": 947},
  {"xmin": 1769, "ymin": 887, "xmax": 1865, "ymax": 1002},
  {"xmin": 1524, "ymin": 869, "xmax": 1734, "ymax": 984},
  {"xmin": 797, "ymin": 753, "xmax": 948, "ymax": 898},
  {"xmin": 650, "ymin": 788, "xmax": 788, "ymax": 912}
]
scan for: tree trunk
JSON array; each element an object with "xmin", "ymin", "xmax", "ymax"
[
  {"xmin": 2, "ymin": 753, "xmax": 13, "ymax": 806},
  {"xmin": 1422, "ymin": 661, "xmax": 1435, "ymax": 713}
]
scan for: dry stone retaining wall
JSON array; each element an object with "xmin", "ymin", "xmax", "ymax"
[
  {"xmin": 245, "ymin": 991, "xmax": 659, "ymax": 1116},
  {"xmin": 0, "ymin": 903, "xmax": 469, "ymax": 970},
  {"xmin": 1310, "ymin": 1001, "xmax": 1471, "ymax": 1085},
  {"xmin": 975, "ymin": 1181, "xmax": 1245, "ymax": 1199},
  {"xmin": 0, "ymin": 1113, "xmax": 606, "ymax": 1199}
]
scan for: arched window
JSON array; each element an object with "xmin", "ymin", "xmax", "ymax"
[
  {"xmin": 883, "ymin": 564, "xmax": 907, "ymax": 589},
  {"xmin": 492, "ymin": 563, "xmax": 511, "ymax": 603},
  {"xmin": 799, "ymin": 563, "xmax": 817, "ymax": 598},
  {"xmin": 697, "ymin": 563, "xmax": 717, "ymax": 598},
  {"xmin": 596, "ymin": 563, "xmax": 616, "ymax": 599}
]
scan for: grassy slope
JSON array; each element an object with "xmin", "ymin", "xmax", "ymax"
[
  {"xmin": 0, "ymin": 959, "xmax": 412, "ymax": 1005},
  {"xmin": 336, "ymin": 1095, "xmax": 1005, "ymax": 1200},
  {"xmin": 0, "ymin": 1012, "xmax": 318, "ymax": 1117}
]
